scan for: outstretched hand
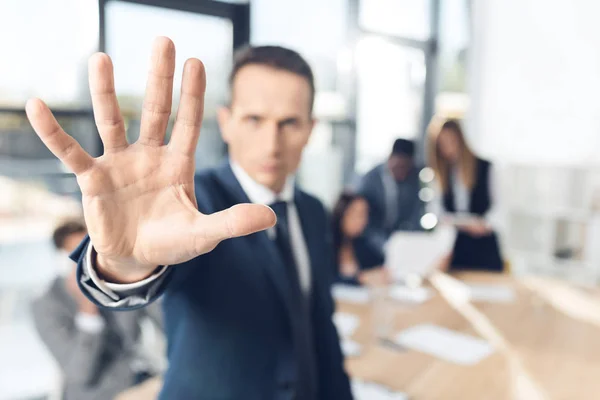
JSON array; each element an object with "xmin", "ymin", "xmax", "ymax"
[{"xmin": 26, "ymin": 37, "xmax": 276, "ymax": 283}]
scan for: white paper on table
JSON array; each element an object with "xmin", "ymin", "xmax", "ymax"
[
  {"xmin": 443, "ymin": 212, "xmax": 483, "ymax": 226},
  {"xmin": 395, "ymin": 324, "xmax": 494, "ymax": 365},
  {"xmin": 332, "ymin": 284, "xmax": 370, "ymax": 304},
  {"xmin": 389, "ymin": 285, "xmax": 433, "ymax": 304},
  {"xmin": 351, "ymin": 380, "xmax": 408, "ymax": 400},
  {"xmin": 385, "ymin": 226, "xmax": 457, "ymax": 279},
  {"xmin": 333, "ymin": 312, "xmax": 360, "ymax": 338},
  {"xmin": 341, "ymin": 339, "xmax": 362, "ymax": 357},
  {"xmin": 467, "ymin": 284, "xmax": 516, "ymax": 303}
]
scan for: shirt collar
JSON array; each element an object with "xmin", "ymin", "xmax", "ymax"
[{"xmin": 230, "ymin": 160, "xmax": 295, "ymax": 205}]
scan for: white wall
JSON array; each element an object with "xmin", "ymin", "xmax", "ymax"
[
  {"xmin": 250, "ymin": 0, "xmax": 347, "ymax": 93},
  {"xmin": 468, "ymin": 0, "xmax": 600, "ymax": 165}
]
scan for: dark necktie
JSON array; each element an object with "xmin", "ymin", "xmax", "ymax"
[{"xmin": 269, "ymin": 201, "xmax": 317, "ymax": 399}]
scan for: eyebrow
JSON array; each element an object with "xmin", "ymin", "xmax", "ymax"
[{"xmin": 240, "ymin": 113, "xmax": 304, "ymax": 123}]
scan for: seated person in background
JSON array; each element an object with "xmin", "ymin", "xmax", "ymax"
[
  {"xmin": 358, "ymin": 138, "xmax": 425, "ymax": 250},
  {"xmin": 32, "ymin": 220, "xmax": 165, "ymax": 400},
  {"xmin": 427, "ymin": 118, "xmax": 504, "ymax": 272},
  {"xmin": 332, "ymin": 192, "xmax": 389, "ymax": 286}
]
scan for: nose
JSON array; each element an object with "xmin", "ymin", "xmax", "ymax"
[{"xmin": 263, "ymin": 121, "xmax": 282, "ymax": 157}]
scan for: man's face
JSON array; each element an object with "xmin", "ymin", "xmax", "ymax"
[
  {"xmin": 218, "ymin": 65, "xmax": 315, "ymax": 193},
  {"xmin": 388, "ymin": 154, "xmax": 414, "ymax": 182}
]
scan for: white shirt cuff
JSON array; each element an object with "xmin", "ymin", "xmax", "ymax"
[
  {"xmin": 84, "ymin": 242, "xmax": 169, "ymax": 299},
  {"xmin": 75, "ymin": 312, "xmax": 105, "ymax": 333}
]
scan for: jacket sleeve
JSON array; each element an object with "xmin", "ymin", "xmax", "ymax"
[{"xmin": 72, "ymin": 236, "xmax": 174, "ymax": 310}]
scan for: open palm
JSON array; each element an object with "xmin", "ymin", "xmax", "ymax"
[{"xmin": 26, "ymin": 37, "xmax": 275, "ymax": 283}]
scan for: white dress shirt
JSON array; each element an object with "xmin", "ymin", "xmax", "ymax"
[
  {"xmin": 448, "ymin": 165, "xmax": 503, "ymax": 231},
  {"xmin": 230, "ymin": 162, "xmax": 312, "ymax": 293},
  {"xmin": 451, "ymin": 167, "xmax": 470, "ymax": 214},
  {"xmin": 431, "ymin": 164, "xmax": 505, "ymax": 250},
  {"xmin": 84, "ymin": 161, "xmax": 312, "ymax": 295}
]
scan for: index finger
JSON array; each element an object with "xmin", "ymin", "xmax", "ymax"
[{"xmin": 26, "ymin": 98, "xmax": 94, "ymax": 174}]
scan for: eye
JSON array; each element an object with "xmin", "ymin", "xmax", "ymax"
[
  {"xmin": 279, "ymin": 119, "xmax": 299, "ymax": 130},
  {"xmin": 245, "ymin": 115, "xmax": 262, "ymax": 125}
]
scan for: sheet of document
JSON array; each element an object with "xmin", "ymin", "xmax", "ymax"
[
  {"xmin": 395, "ymin": 324, "xmax": 494, "ymax": 365},
  {"xmin": 385, "ymin": 226, "xmax": 457, "ymax": 278},
  {"xmin": 467, "ymin": 283, "xmax": 516, "ymax": 303},
  {"xmin": 351, "ymin": 380, "xmax": 408, "ymax": 400},
  {"xmin": 332, "ymin": 284, "xmax": 370, "ymax": 304},
  {"xmin": 333, "ymin": 312, "xmax": 360, "ymax": 338},
  {"xmin": 389, "ymin": 285, "xmax": 433, "ymax": 304},
  {"xmin": 443, "ymin": 212, "xmax": 484, "ymax": 226}
]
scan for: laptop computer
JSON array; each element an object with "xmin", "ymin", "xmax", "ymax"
[{"xmin": 384, "ymin": 225, "xmax": 456, "ymax": 281}]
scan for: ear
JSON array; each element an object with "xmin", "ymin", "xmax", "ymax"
[{"xmin": 217, "ymin": 106, "xmax": 232, "ymax": 144}]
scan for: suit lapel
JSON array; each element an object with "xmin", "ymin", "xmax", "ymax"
[{"xmin": 213, "ymin": 162, "xmax": 298, "ymax": 319}]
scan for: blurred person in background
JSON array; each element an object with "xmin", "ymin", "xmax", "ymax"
[
  {"xmin": 31, "ymin": 220, "xmax": 165, "ymax": 400},
  {"xmin": 332, "ymin": 191, "xmax": 389, "ymax": 286},
  {"xmin": 26, "ymin": 38, "xmax": 352, "ymax": 399},
  {"xmin": 427, "ymin": 119, "xmax": 504, "ymax": 272},
  {"xmin": 358, "ymin": 138, "xmax": 425, "ymax": 250}
]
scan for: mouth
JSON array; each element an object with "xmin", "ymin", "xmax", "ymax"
[{"xmin": 260, "ymin": 163, "xmax": 282, "ymax": 173}]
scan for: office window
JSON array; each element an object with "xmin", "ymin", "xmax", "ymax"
[
  {"xmin": 251, "ymin": 0, "xmax": 347, "ymax": 93},
  {"xmin": 438, "ymin": 0, "xmax": 470, "ymax": 93},
  {"xmin": 105, "ymin": 1, "xmax": 233, "ymax": 168},
  {"xmin": 359, "ymin": 0, "xmax": 431, "ymax": 40},
  {"xmin": 0, "ymin": 1, "xmax": 99, "ymax": 197},
  {"xmin": 0, "ymin": 0, "xmax": 98, "ymax": 108},
  {"xmin": 106, "ymin": 1, "xmax": 233, "ymax": 119},
  {"xmin": 355, "ymin": 36, "xmax": 426, "ymax": 173}
]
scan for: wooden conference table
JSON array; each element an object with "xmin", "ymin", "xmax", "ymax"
[{"xmin": 338, "ymin": 272, "xmax": 600, "ymax": 400}]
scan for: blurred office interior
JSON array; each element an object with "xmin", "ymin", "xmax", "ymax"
[{"xmin": 2, "ymin": 0, "xmax": 600, "ymax": 399}]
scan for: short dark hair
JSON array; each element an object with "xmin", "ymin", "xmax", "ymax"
[
  {"xmin": 52, "ymin": 220, "xmax": 86, "ymax": 250},
  {"xmin": 391, "ymin": 138, "xmax": 415, "ymax": 157},
  {"xmin": 229, "ymin": 45, "xmax": 315, "ymax": 111}
]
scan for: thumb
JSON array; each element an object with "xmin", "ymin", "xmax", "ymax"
[{"xmin": 194, "ymin": 203, "xmax": 277, "ymax": 244}]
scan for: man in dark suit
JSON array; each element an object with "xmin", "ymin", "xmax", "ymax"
[
  {"xmin": 358, "ymin": 139, "xmax": 425, "ymax": 249},
  {"xmin": 26, "ymin": 37, "xmax": 352, "ymax": 399},
  {"xmin": 32, "ymin": 221, "xmax": 164, "ymax": 400}
]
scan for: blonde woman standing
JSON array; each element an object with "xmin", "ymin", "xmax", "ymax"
[{"xmin": 428, "ymin": 119, "xmax": 504, "ymax": 272}]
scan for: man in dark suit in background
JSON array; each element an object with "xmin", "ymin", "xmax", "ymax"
[
  {"xmin": 358, "ymin": 139, "xmax": 425, "ymax": 249},
  {"xmin": 26, "ymin": 37, "xmax": 352, "ymax": 399},
  {"xmin": 32, "ymin": 221, "xmax": 164, "ymax": 400}
]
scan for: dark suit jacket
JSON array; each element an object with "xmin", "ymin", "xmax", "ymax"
[
  {"xmin": 73, "ymin": 162, "xmax": 352, "ymax": 400},
  {"xmin": 358, "ymin": 163, "xmax": 424, "ymax": 250}
]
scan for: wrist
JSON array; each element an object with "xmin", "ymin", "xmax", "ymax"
[{"xmin": 95, "ymin": 251, "xmax": 157, "ymax": 284}]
